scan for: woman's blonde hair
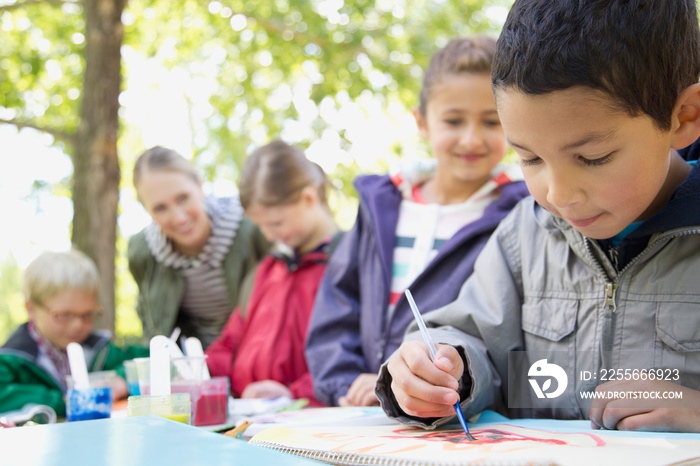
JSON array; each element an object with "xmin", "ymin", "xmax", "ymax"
[
  {"xmin": 239, "ymin": 140, "xmax": 330, "ymax": 209},
  {"xmin": 23, "ymin": 249, "xmax": 100, "ymax": 306},
  {"xmin": 132, "ymin": 146, "xmax": 200, "ymax": 201}
]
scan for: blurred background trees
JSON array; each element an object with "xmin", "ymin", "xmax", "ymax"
[{"xmin": 0, "ymin": 0, "xmax": 512, "ymax": 343}]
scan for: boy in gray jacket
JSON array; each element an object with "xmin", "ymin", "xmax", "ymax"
[{"xmin": 377, "ymin": 0, "xmax": 700, "ymax": 433}]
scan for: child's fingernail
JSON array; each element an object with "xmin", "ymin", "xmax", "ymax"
[
  {"xmin": 437, "ymin": 357, "xmax": 452, "ymax": 369},
  {"xmin": 449, "ymin": 380, "xmax": 459, "ymax": 391}
]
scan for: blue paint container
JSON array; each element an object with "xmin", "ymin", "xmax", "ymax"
[{"xmin": 66, "ymin": 387, "xmax": 112, "ymax": 422}]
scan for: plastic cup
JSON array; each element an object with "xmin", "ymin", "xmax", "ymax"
[
  {"xmin": 134, "ymin": 356, "xmax": 206, "ymax": 422},
  {"xmin": 66, "ymin": 387, "xmax": 112, "ymax": 421},
  {"xmin": 194, "ymin": 376, "xmax": 230, "ymax": 426},
  {"xmin": 123, "ymin": 360, "xmax": 140, "ymax": 396},
  {"xmin": 126, "ymin": 393, "xmax": 191, "ymax": 424},
  {"xmin": 66, "ymin": 370, "xmax": 117, "ymax": 390}
]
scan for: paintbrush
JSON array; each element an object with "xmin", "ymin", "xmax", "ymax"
[{"xmin": 404, "ymin": 289, "xmax": 476, "ymax": 441}]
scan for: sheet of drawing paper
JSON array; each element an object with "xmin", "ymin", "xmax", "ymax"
[
  {"xmin": 250, "ymin": 417, "xmax": 700, "ymax": 466},
  {"xmin": 242, "ymin": 406, "xmax": 398, "ymax": 438}
]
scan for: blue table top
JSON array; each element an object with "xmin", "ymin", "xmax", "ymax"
[{"xmin": 2, "ymin": 415, "xmax": 323, "ymax": 466}]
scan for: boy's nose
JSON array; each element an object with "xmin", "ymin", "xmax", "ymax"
[
  {"xmin": 66, "ymin": 316, "xmax": 92, "ymax": 333},
  {"xmin": 546, "ymin": 171, "xmax": 584, "ymax": 209}
]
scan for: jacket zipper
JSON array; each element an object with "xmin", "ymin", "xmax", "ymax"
[
  {"xmin": 601, "ymin": 282, "xmax": 618, "ymax": 370},
  {"xmin": 585, "ymin": 228, "xmax": 700, "ymax": 367}
]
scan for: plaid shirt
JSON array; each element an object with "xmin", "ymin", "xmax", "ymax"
[{"xmin": 27, "ymin": 321, "xmax": 70, "ymax": 389}]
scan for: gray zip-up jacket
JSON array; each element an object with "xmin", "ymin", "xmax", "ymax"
[{"xmin": 376, "ymin": 163, "xmax": 700, "ymax": 428}]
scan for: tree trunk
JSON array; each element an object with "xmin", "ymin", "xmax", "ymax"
[{"xmin": 72, "ymin": 0, "xmax": 126, "ymax": 333}]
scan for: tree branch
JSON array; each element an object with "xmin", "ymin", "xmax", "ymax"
[
  {"xmin": 0, "ymin": 0, "xmax": 70, "ymax": 12},
  {"xmin": 0, "ymin": 118, "xmax": 75, "ymax": 143}
]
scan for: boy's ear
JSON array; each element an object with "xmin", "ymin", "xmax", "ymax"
[
  {"xmin": 25, "ymin": 300, "xmax": 37, "ymax": 321},
  {"xmin": 671, "ymin": 83, "xmax": 700, "ymax": 150},
  {"xmin": 412, "ymin": 107, "xmax": 429, "ymax": 140}
]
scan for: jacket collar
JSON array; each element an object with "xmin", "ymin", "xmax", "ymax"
[
  {"xmin": 269, "ymin": 231, "xmax": 344, "ymax": 272},
  {"xmin": 1, "ymin": 322, "xmax": 109, "ymax": 363},
  {"xmin": 355, "ymin": 169, "xmax": 529, "ymax": 294},
  {"xmin": 632, "ymin": 161, "xmax": 700, "ymax": 236}
]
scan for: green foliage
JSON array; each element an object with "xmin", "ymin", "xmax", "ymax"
[
  {"xmin": 0, "ymin": 2, "xmax": 84, "ymax": 136},
  {"xmin": 2, "ymin": 0, "xmax": 513, "ymax": 340},
  {"xmin": 121, "ymin": 0, "xmax": 513, "ymax": 178},
  {"xmin": 0, "ymin": 254, "xmax": 25, "ymax": 344}
]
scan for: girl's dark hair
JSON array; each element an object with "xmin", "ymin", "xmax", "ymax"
[
  {"xmin": 493, "ymin": 0, "xmax": 700, "ymax": 131},
  {"xmin": 239, "ymin": 140, "xmax": 330, "ymax": 209},
  {"xmin": 418, "ymin": 36, "xmax": 498, "ymax": 117}
]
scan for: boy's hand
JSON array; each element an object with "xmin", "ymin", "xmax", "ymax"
[
  {"xmin": 241, "ymin": 380, "xmax": 292, "ymax": 399},
  {"xmin": 111, "ymin": 376, "xmax": 129, "ymax": 400},
  {"xmin": 589, "ymin": 379, "xmax": 700, "ymax": 432},
  {"xmin": 338, "ymin": 373, "xmax": 380, "ymax": 407},
  {"xmin": 387, "ymin": 341, "xmax": 463, "ymax": 418}
]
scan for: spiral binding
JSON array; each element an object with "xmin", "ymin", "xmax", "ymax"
[{"xmin": 251, "ymin": 440, "xmax": 553, "ymax": 466}]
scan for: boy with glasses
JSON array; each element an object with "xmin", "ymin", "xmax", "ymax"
[{"xmin": 0, "ymin": 250, "xmax": 147, "ymax": 417}]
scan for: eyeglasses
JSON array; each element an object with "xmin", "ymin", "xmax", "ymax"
[{"xmin": 38, "ymin": 305, "xmax": 103, "ymax": 325}]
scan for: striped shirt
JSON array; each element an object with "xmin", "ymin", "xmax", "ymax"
[
  {"xmin": 386, "ymin": 163, "xmax": 522, "ymax": 323},
  {"xmin": 145, "ymin": 196, "xmax": 243, "ymax": 346}
]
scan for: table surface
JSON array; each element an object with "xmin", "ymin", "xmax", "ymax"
[{"xmin": 2, "ymin": 415, "xmax": 323, "ymax": 466}]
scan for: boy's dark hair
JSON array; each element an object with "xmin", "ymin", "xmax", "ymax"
[{"xmin": 492, "ymin": 0, "xmax": 700, "ymax": 131}]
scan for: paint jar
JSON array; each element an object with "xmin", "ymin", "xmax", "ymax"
[
  {"xmin": 123, "ymin": 360, "xmax": 140, "ymax": 396},
  {"xmin": 66, "ymin": 370, "xmax": 118, "ymax": 391},
  {"xmin": 65, "ymin": 370, "xmax": 117, "ymax": 422},
  {"xmin": 134, "ymin": 356, "xmax": 206, "ymax": 422},
  {"xmin": 126, "ymin": 393, "xmax": 191, "ymax": 424},
  {"xmin": 194, "ymin": 376, "xmax": 229, "ymax": 426},
  {"xmin": 66, "ymin": 387, "xmax": 112, "ymax": 421}
]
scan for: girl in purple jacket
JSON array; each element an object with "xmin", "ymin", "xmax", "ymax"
[{"xmin": 305, "ymin": 36, "xmax": 530, "ymax": 407}]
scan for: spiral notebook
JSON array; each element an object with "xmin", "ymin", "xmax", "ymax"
[
  {"xmin": 236, "ymin": 406, "xmax": 397, "ymax": 439},
  {"xmin": 248, "ymin": 410, "xmax": 700, "ymax": 466}
]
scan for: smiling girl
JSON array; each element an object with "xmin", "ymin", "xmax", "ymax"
[{"xmin": 305, "ymin": 36, "xmax": 530, "ymax": 407}]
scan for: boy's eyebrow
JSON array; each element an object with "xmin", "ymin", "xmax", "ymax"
[
  {"xmin": 560, "ymin": 129, "xmax": 617, "ymax": 151},
  {"xmin": 507, "ymin": 139, "xmax": 533, "ymax": 152},
  {"xmin": 508, "ymin": 129, "xmax": 617, "ymax": 153},
  {"xmin": 441, "ymin": 108, "xmax": 499, "ymax": 115}
]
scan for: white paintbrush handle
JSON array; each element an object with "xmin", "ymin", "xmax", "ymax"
[
  {"xmin": 185, "ymin": 337, "xmax": 211, "ymax": 380},
  {"xmin": 67, "ymin": 342, "xmax": 91, "ymax": 390},
  {"xmin": 150, "ymin": 336, "xmax": 172, "ymax": 396}
]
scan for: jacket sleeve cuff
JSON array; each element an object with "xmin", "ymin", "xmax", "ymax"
[{"xmin": 375, "ymin": 331, "xmax": 496, "ymax": 429}]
